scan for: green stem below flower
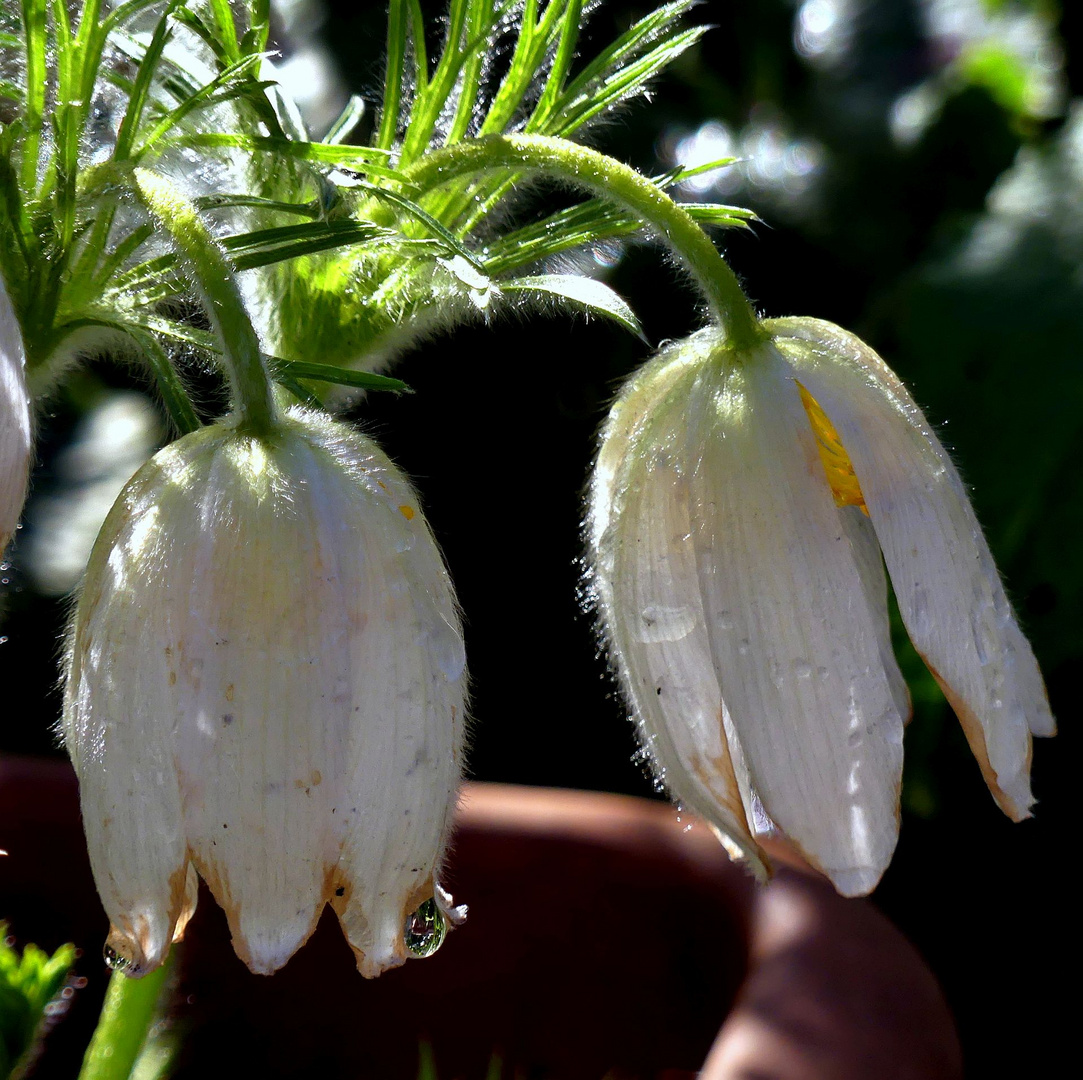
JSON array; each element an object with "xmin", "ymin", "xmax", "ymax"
[
  {"xmin": 404, "ymin": 133, "xmax": 764, "ymax": 349},
  {"xmin": 77, "ymin": 957, "xmax": 171, "ymax": 1080}
]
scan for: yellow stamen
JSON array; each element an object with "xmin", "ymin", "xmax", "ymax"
[
  {"xmin": 398, "ymin": 505, "xmax": 415, "ymax": 521},
  {"xmin": 796, "ymin": 383, "xmax": 868, "ymax": 514}
]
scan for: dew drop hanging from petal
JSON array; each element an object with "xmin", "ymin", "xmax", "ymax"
[{"xmin": 404, "ymin": 898, "xmax": 447, "ymax": 959}]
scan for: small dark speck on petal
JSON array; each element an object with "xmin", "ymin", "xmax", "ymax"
[{"xmin": 335, "ymin": 886, "xmax": 345, "ymax": 897}]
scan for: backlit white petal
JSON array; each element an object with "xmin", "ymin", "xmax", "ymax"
[
  {"xmin": 168, "ymin": 433, "xmax": 351, "ymax": 973},
  {"xmin": 685, "ymin": 341, "xmax": 904, "ymax": 896},
  {"xmin": 838, "ymin": 506, "xmax": 912, "ymax": 724},
  {"xmin": 65, "ymin": 410, "xmax": 466, "ymax": 976},
  {"xmin": 591, "ymin": 340, "xmax": 766, "ymax": 877},
  {"xmin": 304, "ymin": 422, "xmax": 466, "ymax": 978},
  {"xmin": 63, "ymin": 467, "xmax": 194, "ymax": 976},
  {"xmin": 1, "ymin": 270, "xmax": 31, "ymax": 549},
  {"xmin": 771, "ymin": 317, "xmax": 1053, "ymax": 820}
]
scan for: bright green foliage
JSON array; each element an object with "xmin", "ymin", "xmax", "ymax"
[
  {"xmin": 0, "ymin": 926, "xmax": 76, "ymax": 1079},
  {"xmin": 1, "ymin": 1, "xmax": 753, "ymax": 418},
  {"xmin": 0, "ymin": 0, "xmax": 415, "ymax": 427},
  {"xmin": 154, "ymin": 0, "xmax": 751, "ymax": 373}
]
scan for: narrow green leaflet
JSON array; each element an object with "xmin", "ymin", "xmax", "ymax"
[
  {"xmin": 194, "ymin": 194, "xmax": 322, "ymax": 218},
  {"xmin": 482, "ymin": 196, "xmax": 755, "ymax": 276},
  {"xmin": 112, "ymin": 0, "xmax": 184, "ymax": 161},
  {"xmin": 120, "ymin": 323, "xmax": 202, "ymax": 435},
  {"xmin": 376, "ymin": 0, "xmax": 409, "ymax": 150},
  {"xmin": 545, "ymin": 26, "xmax": 707, "ymax": 136},
  {"xmin": 324, "ymin": 95, "xmax": 367, "ymax": 146},
  {"xmin": 501, "ymin": 273, "xmax": 644, "ymax": 339},
  {"xmin": 136, "ymin": 53, "xmax": 266, "ymax": 156},
  {"xmin": 273, "ymin": 359, "xmax": 412, "ymax": 394},
  {"xmin": 528, "ymin": 0, "xmax": 700, "ymax": 134},
  {"xmin": 221, "ymin": 220, "xmax": 402, "ymax": 271},
  {"xmin": 172, "ymin": 133, "xmax": 401, "ymax": 179}
]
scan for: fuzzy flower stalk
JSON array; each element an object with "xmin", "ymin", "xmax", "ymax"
[
  {"xmin": 589, "ymin": 318, "xmax": 1055, "ymax": 896},
  {"xmin": 63, "ymin": 407, "xmax": 467, "ymax": 977}
]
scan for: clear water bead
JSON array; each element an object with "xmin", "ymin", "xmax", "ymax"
[
  {"xmin": 404, "ymin": 897, "xmax": 447, "ymax": 959},
  {"xmin": 103, "ymin": 944, "xmax": 131, "ymax": 972}
]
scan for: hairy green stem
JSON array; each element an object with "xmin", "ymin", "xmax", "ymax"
[
  {"xmin": 132, "ymin": 168, "xmax": 276, "ymax": 436},
  {"xmin": 77, "ymin": 959, "xmax": 171, "ymax": 1080},
  {"xmin": 404, "ymin": 133, "xmax": 764, "ymax": 348}
]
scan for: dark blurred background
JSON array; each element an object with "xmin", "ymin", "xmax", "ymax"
[{"xmin": 2, "ymin": 1, "xmax": 1077, "ymax": 1075}]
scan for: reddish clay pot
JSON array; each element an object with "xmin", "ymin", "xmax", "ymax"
[{"xmin": 0, "ymin": 756, "xmax": 961, "ymax": 1079}]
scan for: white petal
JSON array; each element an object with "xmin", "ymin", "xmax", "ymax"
[
  {"xmin": 65, "ymin": 412, "xmax": 466, "ymax": 977},
  {"xmin": 63, "ymin": 467, "xmax": 195, "ymax": 975},
  {"xmin": 685, "ymin": 343, "xmax": 905, "ymax": 896},
  {"xmin": 590, "ymin": 339, "xmax": 767, "ymax": 877},
  {"xmin": 838, "ymin": 505, "xmax": 912, "ymax": 724},
  {"xmin": 0, "ymin": 271, "xmax": 31, "ymax": 549},
  {"xmin": 771, "ymin": 317, "xmax": 1053, "ymax": 821},
  {"xmin": 303, "ymin": 422, "xmax": 467, "ymax": 978},
  {"xmin": 168, "ymin": 432, "xmax": 353, "ymax": 974}
]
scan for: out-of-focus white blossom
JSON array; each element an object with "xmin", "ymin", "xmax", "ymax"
[
  {"xmin": 25, "ymin": 392, "xmax": 162, "ymax": 595},
  {"xmin": 589, "ymin": 318, "xmax": 1053, "ymax": 896},
  {"xmin": 64, "ymin": 408, "xmax": 466, "ymax": 976}
]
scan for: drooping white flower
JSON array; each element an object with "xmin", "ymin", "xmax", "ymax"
[
  {"xmin": 63, "ymin": 408, "xmax": 466, "ymax": 976},
  {"xmin": 589, "ymin": 317, "xmax": 1054, "ymax": 897},
  {"xmin": 0, "ymin": 269, "xmax": 31, "ymax": 551}
]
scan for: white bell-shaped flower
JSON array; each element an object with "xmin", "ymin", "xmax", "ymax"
[
  {"xmin": 1, "ymin": 270, "xmax": 31, "ymax": 551},
  {"xmin": 589, "ymin": 318, "xmax": 1053, "ymax": 896},
  {"xmin": 64, "ymin": 408, "xmax": 466, "ymax": 976}
]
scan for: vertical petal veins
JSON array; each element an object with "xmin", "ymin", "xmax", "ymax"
[
  {"xmin": 589, "ymin": 332, "xmax": 909, "ymax": 897},
  {"xmin": 64, "ymin": 410, "xmax": 466, "ymax": 977},
  {"xmin": 591, "ymin": 340, "xmax": 767, "ymax": 879},
  {"xmin": 769, "ymin": 316, "xmax": 1054, "ymax": 821},
  {"xmin": 685, "ymin": 345, "xmax": 904, "ymax": 895}
]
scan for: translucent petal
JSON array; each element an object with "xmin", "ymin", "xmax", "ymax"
[
  {"xmin": 590, "ymin": 343, "xmax": 767, "ymax": 877},
  {"xmin": 685, "ymin": 344, "xmax": 905, "ymax": 897},
  {"xmin": 167, "ymin": 432, "xmax": 353, "ymax": 974},
  {"xmin": 838, "ymin": 505, "xmax": 912, "ymax": 724},
  {"xmin": 306, "ymin": 423, "xmax": 467, "ymax": 978},
  {"xmin": 63, "ymin": 469, "xmax": 194, "ymax": 976},
  {"xmin": 0, "ymin": 271, "xmax": 31, "ymax": 548},
  {"xmin": 771, "ymin": 317, "xmax": 1053, "ymax": 821},
  {"xmin": 66, "ymin": 411, "xmax": 466, "ymax": 978}
]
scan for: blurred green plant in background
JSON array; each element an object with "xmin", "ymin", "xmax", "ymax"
[{"xmin": 0, "ymin": 927, "xmax": 75, "ymax": 1079}]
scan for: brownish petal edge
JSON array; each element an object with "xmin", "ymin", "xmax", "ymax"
[{"xmin": 924, "ymin": 662, "xmax": 1033, "ymax": 823}]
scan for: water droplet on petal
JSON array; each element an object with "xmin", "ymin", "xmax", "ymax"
[
  {"xmin": 793, "ymin": 660, "xmax": 813, "ymax": 679},
  {"xmin": 910, "ymin": 585, "xmax": 931, "ymax": 636},
  {"xmin": 103, "ymin": 944, "xmax": 131, "ymax": 972},
  {"xmin": 432, "ymin": 615, "xmax": 466, "ymax": 681},
  {"xmin": 404, "ymin": 897, "xmax": 447, "ymax": 959},
  {"xmin": 970, "ymin": 610, "xmax": 990, "ymax": 665},
  {"xmin": 637, "ymin": 604, "xmax": 696, "ymax": 643}
]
